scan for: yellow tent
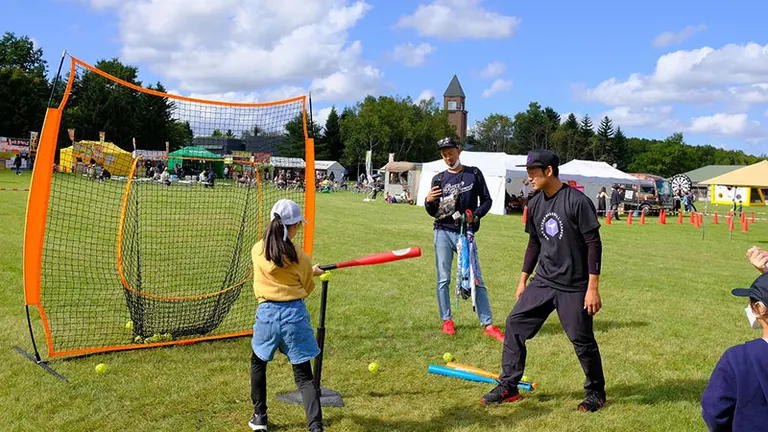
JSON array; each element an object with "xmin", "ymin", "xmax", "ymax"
[
  {"xmin": 59, "ymin": 140, "xmax": 134, "ymax": 176},
  {"xmin": 698, "ymin": 160, "xmax": 768, "ymax": 206}
]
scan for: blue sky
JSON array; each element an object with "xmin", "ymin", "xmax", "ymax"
[{"xmin": 5, "ymin": 0, "xmax": 768, "ymax": 155}]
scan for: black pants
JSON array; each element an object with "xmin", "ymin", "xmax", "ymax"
[
  {"xmin": 610, "ymin": 204, "xmax": 620, "ymax": 220},
  {"xmin": 499, "ymin": 279, "xmax": 605, "ymax": 395},
  {"xmin": 250, "ymin": 353, "xmax": 322, "ymax": 430}
]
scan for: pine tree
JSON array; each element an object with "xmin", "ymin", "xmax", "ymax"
[
  {"xmin": 593, "ymin": 116, "xmax": 614, "ymax": 161},
  {"xmin": 321, "ymin": 106, "xmax": 343, "ymax": 161},
  {"xmin": 612, "ymin": 127, "xmax": 628, "ymax": 169}
]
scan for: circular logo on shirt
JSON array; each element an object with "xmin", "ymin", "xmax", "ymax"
[{"xmin": 540, "ymin": 212, "xmax": 564, "ymax": 240}]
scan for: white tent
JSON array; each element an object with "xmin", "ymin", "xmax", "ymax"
[
  {"xmin": 559, "ymin": 160, "xmax": 638, "ymax": 206},
  {"xmin": 416, "ymin": 152, "xmax": 529, "ymax": 216},
  {"xmin": 271, "ymin": 157, "xmax": 305, "ymax": 169},
  {"xmin": 314, "ymin": 160, "xmax": 345, "ymax": 181}
]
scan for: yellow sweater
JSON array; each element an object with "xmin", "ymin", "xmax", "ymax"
[{"xmin": 251, "ymin": 240, "xmax": 315, "ymax": 303}]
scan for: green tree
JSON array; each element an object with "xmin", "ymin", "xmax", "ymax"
[
  {"xmin": 0, "ymin": 32, "xmax": 49, "ymax": 138},
  {"xmin": 611, "ymin": 127, "xmax": 628, "ymax": 170},
  {"xmin": 321, "ymin": 106, "xmax": 343, "ymax": 161},
  {"xmin": 474, "ymin": 113, "xmax": 515, "ymax": 152},
  {"xmin": 280, "ymin": 114, "xmax": 323, "ymax": 158},
  {"xmin": 592, "ymin": 115, "xmax": 614, "ymax": 161},
  {"xmin": 551, "ymin": 113, "xmax": 581, "ymax": 162},
  {"xmin": 543, "ymin": 106, "xmax": 560, "ymax": 133},
  {"xmin": 513, "ymin": 102, "xmax": 552, "ymax": 152}
]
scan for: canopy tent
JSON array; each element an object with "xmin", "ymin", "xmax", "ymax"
[
  {"xmin": 559, "ymin": 160, "xmax": 638, "ymax": 207},
  {"xmin": 416, "ymin": 152, "xmax": 529, "ymax": 216},
  {"xmin": 168, "ymin": 146, "xmax": 225, "ymax": 177},
  {"xmin": 314, "ymin": 160, "xmax": 345, "ymax": 181},
  {"xmin": 698, "ymin": 160, "xmax": 768, "ymax": 206},
  {"xmin": 698, "ymin": 160, "xmax": 768, "ymax": 187},
  {"xmin": 271, "ymin": 157, "xmax": 305, "ymax": 169},
  {"xmin": 59, "ymin": 140, "xmax": 133, "ymax": 176},
  {"xmin": 379, "ymin": 161, "xmax": 422, "ymax": 200}
]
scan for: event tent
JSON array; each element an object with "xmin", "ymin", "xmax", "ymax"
[
  {"xmin": 314, "ymin": 160, "xmax": 345, "ymax": 181},
  {"xmin": 698, "ymin": 160, "xmax": 768, "ymax": 206},
  {"xmin": 559, "ymin": 160, "xmax": 639, "ymax": 206},
  {"xmin": 168, "ymin": 146, "xmax": 225, "ymax": 177},
  {"xmin": 416, "ymin": 152, "xmax": 529, "ymax": 215},
  {"xmin": 59, "ymin": 140, "xmax": 133, "ymax": 176}
]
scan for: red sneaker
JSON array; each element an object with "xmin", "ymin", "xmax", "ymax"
[
  {"xmin": 484, "ymin": 325, "xmax": 505, "ymax": 342},
  {"xmin": 442, "ymin": 319, "xmax": 455, "ymax": 336}
]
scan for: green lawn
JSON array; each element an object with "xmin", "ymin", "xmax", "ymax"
[{"xmin": 1, "ymin": 168, "xmax": 767, "ymax": 431}]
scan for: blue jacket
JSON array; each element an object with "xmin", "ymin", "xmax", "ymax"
[
  {"xmin": 424, "ymin": 165, "xmax": 492, "ymax": 233},
  {"xmin": 701, "ymin": 339, "xmax": 768, "ymax": 431}
]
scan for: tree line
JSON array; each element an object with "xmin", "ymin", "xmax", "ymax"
[{"xmin": 2, "ymin": 31, "xmax": 764, "ymax": 179}]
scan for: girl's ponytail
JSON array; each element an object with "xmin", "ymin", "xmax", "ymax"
[{"xmin": 263, "ymin": 213, "xmax": 298, "ymax": 267}]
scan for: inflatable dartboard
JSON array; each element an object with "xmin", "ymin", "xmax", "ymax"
[{"xmin": 669, "ymin": 174, "xmax": 693, "ymax": 195}]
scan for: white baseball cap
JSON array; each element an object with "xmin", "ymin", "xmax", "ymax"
[{"xmin": 270, "ymin": 199, "xmax": 308, "ymax": 226}]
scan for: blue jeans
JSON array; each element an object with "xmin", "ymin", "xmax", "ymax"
[
  {"xmin": 434, "ymin": 228, "xmax": 494, "ymax": 326},
  {"xmin": 251, "ymin": 300, "xmax": 320, "ymax": 365}
]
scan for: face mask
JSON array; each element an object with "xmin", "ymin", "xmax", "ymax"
[
  {"xmin": 746, "ymin": 305, "xmax": 762, "ymax": 330},
  {"xmin": 449, "ymin": 158, "xmax": 460, "ymax": 170}
]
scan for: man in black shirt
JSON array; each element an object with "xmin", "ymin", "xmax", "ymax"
[
  {"xmin": 424, "ymin": 137, "xmax": 505, "ymax": 342},
  {"xmin": 610, "ymin": 185, "xmax": 621, "ymax": 221},
  {"xmin": 481, "ymin": 149, "xmax": 606, "ymax": 412}
]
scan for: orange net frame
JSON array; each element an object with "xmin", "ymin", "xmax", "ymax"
[{"xmin": 23, "ymin": 56, "xmax": 316, "ymax": 358}]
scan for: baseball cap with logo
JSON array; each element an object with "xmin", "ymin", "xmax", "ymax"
[
  {"xmin": 270, "ymin": 199, "xmax": 308, "ymax": 226},
  {"xmin": 732, "ymin": 272, "xmax": 768, "ymax": 304},
  {"xmin": 517, "ymin": 149, "xmax": 560, "ymax": 170},
  {"xmin": 437, "ymin": 137, "xmax": 459, "ymax": 149}
]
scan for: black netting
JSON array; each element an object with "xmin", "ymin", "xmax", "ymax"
[{"xmin": 38, "ymin": 58, "xmax": 309, "ymax": 355}]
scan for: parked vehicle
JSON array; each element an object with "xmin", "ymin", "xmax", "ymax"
[{"xmin": 617, "ymin": 173, "xmax": 675, "ymax": 214}]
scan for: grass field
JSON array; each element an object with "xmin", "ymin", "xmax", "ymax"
[{"xmin": 1, "ymin": 168, "xmax": 767, "ymax": 431}]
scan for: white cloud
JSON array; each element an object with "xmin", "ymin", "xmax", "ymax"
[
  {"xmin": 390, "ymin": 42, "xmax": 435, "ymax": 67},
  {"xmin": 397, "ymin": 0, "xmax": 520, "ymax": 40},
  {"xmin": 600, "ymin": 106, "xmax": 679, "ymax": 129},
  {"xmin": 481, "ymin": 79, "xmax": 513, "ymax": 98},
  {"xmin": 686, "ymin": 113, "xmax": 764, "ymax": 138},
  {"xmin": 652, "ymin": 24, "xmax": 706, "ymax": 48},
  {"xmin": 314, "ymin": 107, "xmax": 334, "ymax": 128},
  {"xmin": 579, "ymin": 43, "xmax": 768, "ymax": 107},
  {"xmin": 417, "ymin": 89, "xmax": 434, "ymax": 103},
  {"xmin": 84, "ymin": 0, "xmax": 381, "ymax": 103},
  {"xmin": 479, "ymin": 61, "xmax": 505, "ymax": 78},
  {"xmin": 578, "ymin": 42, "xmax": 768, "ymax": 142}
]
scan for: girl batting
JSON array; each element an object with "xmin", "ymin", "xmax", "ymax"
[{"xmin": 248, "ymin": 199, "xmax": 325, "ymax": 432}]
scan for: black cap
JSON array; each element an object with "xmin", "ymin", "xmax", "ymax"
[
  {"xmin": 732, "ymin": 272, "xmax": 768, "ymax": 303},
  {"xmin": 517, "ymin": 149, "xmax": 560, "ymax": 169},
  {"xmin": 437, "ymin": 137, "xmax": 459, "ymax": 150}
]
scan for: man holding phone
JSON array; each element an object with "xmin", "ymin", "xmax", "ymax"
[{"xmin": 424, "ymin": 137, "xmax": 505, "ymax": 342}]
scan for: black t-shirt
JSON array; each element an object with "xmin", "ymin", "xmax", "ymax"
[{"xmin": 525, "ymin": 184, "xmax": 600, "ymax": 291}]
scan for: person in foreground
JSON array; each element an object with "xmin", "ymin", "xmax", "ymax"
[
  {"xmin": 701, "ymin": 246, "xmax": 768, "ymax": 431},
  {"xmin": 424, "ymin": 137, "xmax": 505, "ymax": 342},
  {"xmin": 481, "ymin": 149, "xmax": 607, "ymax": 412},
  {"xmin": 249, "ymin": 199, "xmax": 325, "ymax": 432}
]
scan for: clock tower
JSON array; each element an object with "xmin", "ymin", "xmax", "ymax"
[{"xmin": 443, "ymin": 75, "xmax": 467, "ymax": 140}]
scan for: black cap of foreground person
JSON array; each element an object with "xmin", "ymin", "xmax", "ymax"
[
  {"xmin": 517, "ymin": 149, "xmax": 559, "ymax": 171},
  {"xmin": 732, "ymin": 273, "xmax": 768, "ymax": 303}
]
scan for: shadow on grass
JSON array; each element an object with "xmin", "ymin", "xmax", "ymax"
[
  {"xmin": 608, "ymin": 378, "xmax": 708, "ymax": 405},
  {"xmin": 342, "ymin": 402, "xmax": 551, "ymax": 432},
  {"xmin": 549, "ymin": 378, "xmax": 708, "ymax": 406},
  {"xmin": 536, "ymin": 319, "xmax": 650, "ymax": 336}
]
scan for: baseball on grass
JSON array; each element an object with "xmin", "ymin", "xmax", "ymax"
[
  {"xmin": 125, "ymin": 320, "xmax": 134, "ymax": 330},
  {"xmin": 443, "ymin": 352, "xmax": 454, "ymax": 363},
  {"xmin": 522, "ymin": 375, "xmax": 530, "ymax": 382},
  {"xmin": 95, "ymin": 363, "xmax": 107, "ymax": 374},
  {"xmin": 368, "ymin": 362, "xmax": 379, "ymax": 374}
]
